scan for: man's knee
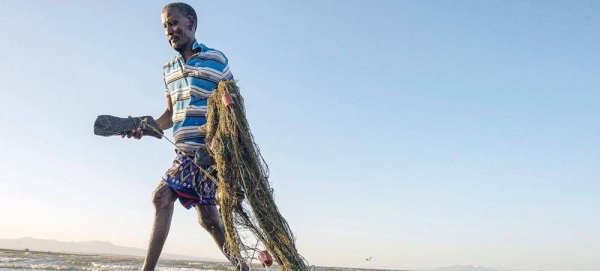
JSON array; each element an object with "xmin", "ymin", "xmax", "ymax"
[
  {"xmin": 198, "ymin": 215, "xmax": 220, "ymax": 231},
  {"xmin": 196, "ymin": 206, "xmax": 222, "ymax": 231},
  {"xmin": 151, "ymin": 183, "xmax": 176, "ymax": 209}
]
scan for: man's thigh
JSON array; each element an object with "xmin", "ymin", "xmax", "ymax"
[
  {"xmin": 195, "ymin": 204, "xmax": 221, "ymax": 226},
  {"xmin": 152, "ymin": 181, "xmax": 177, "ymax": 206}
]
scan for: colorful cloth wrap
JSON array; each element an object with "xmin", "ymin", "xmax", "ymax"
[{"xmin": 163, "ymin": 152, "xmax": 217, "ymax": 208}]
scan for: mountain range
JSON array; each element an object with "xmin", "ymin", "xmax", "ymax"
[
  {"xmin": 418, "ymin": 265, "xmax": 499, "ymax": 271},
  {"xmin": 0, "ymin": 237, "xmax": 221, "ymax": 262}
]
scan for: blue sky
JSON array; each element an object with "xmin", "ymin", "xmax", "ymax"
[{"xmin": 0, "ymin": 1, "xmax": 599, "ymax": 270}]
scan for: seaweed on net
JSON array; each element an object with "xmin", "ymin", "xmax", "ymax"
[{"xmin": 205, "ymin": 80, "xmax": 311, "ymax": 270}]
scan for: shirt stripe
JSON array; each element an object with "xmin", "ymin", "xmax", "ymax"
[{"xmin": 163, "ymin": 41, "xmax": 233, "ymax": 155}]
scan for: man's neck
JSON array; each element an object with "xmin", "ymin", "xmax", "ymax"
[
  {"xmin": 179, "ymin": 48, "xmax": 193, "ymax": 62},
  {"xmin": 177, "ymin": 41, "xmax": 196, "ymax": 62}
]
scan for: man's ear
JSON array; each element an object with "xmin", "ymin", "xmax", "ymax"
[{"xmin": 189, "ymin": 17, "xmax": 196, "ymax": 31}]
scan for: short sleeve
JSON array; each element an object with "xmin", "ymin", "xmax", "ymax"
[{"xmin": 222, "ymin": 60, "xmax": 234, "ymax": 80}]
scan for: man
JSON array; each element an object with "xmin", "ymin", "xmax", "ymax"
[{"xmin": 124, "ymin": 2, "xmax": 249, "ymax": 271}]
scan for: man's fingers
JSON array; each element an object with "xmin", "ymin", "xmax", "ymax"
[{"xmin": 122, "ymin": 117, "xmax": 144, "ymax": 139}]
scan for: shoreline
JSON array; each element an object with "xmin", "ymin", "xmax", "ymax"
[{"xmin": 0, "ymin": 248, "xmax": 100, "ymax": 257}]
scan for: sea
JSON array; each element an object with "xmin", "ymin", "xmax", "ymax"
[{"xmin": 0, "ymin": 249, "xmax": 375, "ymax": 271}]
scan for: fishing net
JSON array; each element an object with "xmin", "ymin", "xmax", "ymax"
[{"xmin": 204, "ymin": 80, "xmax": 310, "ymax": 270}]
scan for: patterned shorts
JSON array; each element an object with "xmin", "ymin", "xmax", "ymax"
[{"xmin": 162, "ymin": 152, "xmax": 217, "ymax": 209}]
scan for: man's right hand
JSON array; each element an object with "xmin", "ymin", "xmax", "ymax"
[
  {"xmin": 120, "ymin": 116, "xmax": 144, "ymax": 140},
  {"xmin": 121, "ymin": 127, "xmax": 143, "ymax": 139}
]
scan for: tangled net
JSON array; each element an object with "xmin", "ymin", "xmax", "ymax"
[{"xmin": 205, "ymin": 80, "xmax": 311, "ymax": 270}]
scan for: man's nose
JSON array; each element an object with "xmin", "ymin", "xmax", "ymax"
[{"xmin": 165, "ymin": 25, "xmax": 174, "ymax": 36}]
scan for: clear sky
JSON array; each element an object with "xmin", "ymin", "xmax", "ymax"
[{"xmin": 0, "ymin": 1, "xmax": 599, "ymax": 270}]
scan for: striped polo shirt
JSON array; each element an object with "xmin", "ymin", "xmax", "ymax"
[{"xmin": 163, "ymin": 41, "xmax": 234, "ymax": 155}]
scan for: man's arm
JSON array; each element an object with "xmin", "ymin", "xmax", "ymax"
[
  {"xmin": 156, "ymin": 95, "xmax": 174, "ymax": 131},
  {"xmin": 156, "ymin": 108, "xmax": 173, "ymax": 131}
]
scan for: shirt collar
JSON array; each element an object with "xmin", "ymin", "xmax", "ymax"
[
  {"xmin": 177, "ymin": 40, "xmax": 204, "ymax": 61},
  {"xmin": 191, "ymin": 40, "xmax": 203, "ymax": 53}
]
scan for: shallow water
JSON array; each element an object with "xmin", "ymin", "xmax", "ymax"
[{"xmin": 0, "ymin": 249, "xmax": 380, "ymax": 271}]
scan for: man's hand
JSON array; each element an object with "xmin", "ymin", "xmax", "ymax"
[{"xmin": 120, "ymin": 116, "xmax": 144, "ymax": 140}]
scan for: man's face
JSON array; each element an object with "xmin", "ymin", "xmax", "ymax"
[{"xmin": 161, "ymin": 8, "xmax": 195, "ymax": 51}]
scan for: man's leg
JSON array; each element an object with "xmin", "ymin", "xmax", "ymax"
[
  {"xmin": 194, "ymin": 204, "xmax": 250, "ymax": 271},
  {"xmin": 142, "ymin": 182, "xmax": 178, "ymax": 271}
]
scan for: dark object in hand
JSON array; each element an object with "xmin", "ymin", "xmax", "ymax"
[{"xmin": 93, "ymin": 115, "xmax": 163, "ymax": 139}]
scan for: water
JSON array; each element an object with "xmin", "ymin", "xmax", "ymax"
[{"xmin": 0, "ymin": 249, "xmax": 373, "ymax": 271}]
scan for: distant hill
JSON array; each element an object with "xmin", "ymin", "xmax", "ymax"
[
  {"xmin": 0, "ymin": 237, "xmax": 221, "ymax": 262},
  {"xmin": 419, "ymin": 265, "xmax": 500, "ymax": 271}
]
